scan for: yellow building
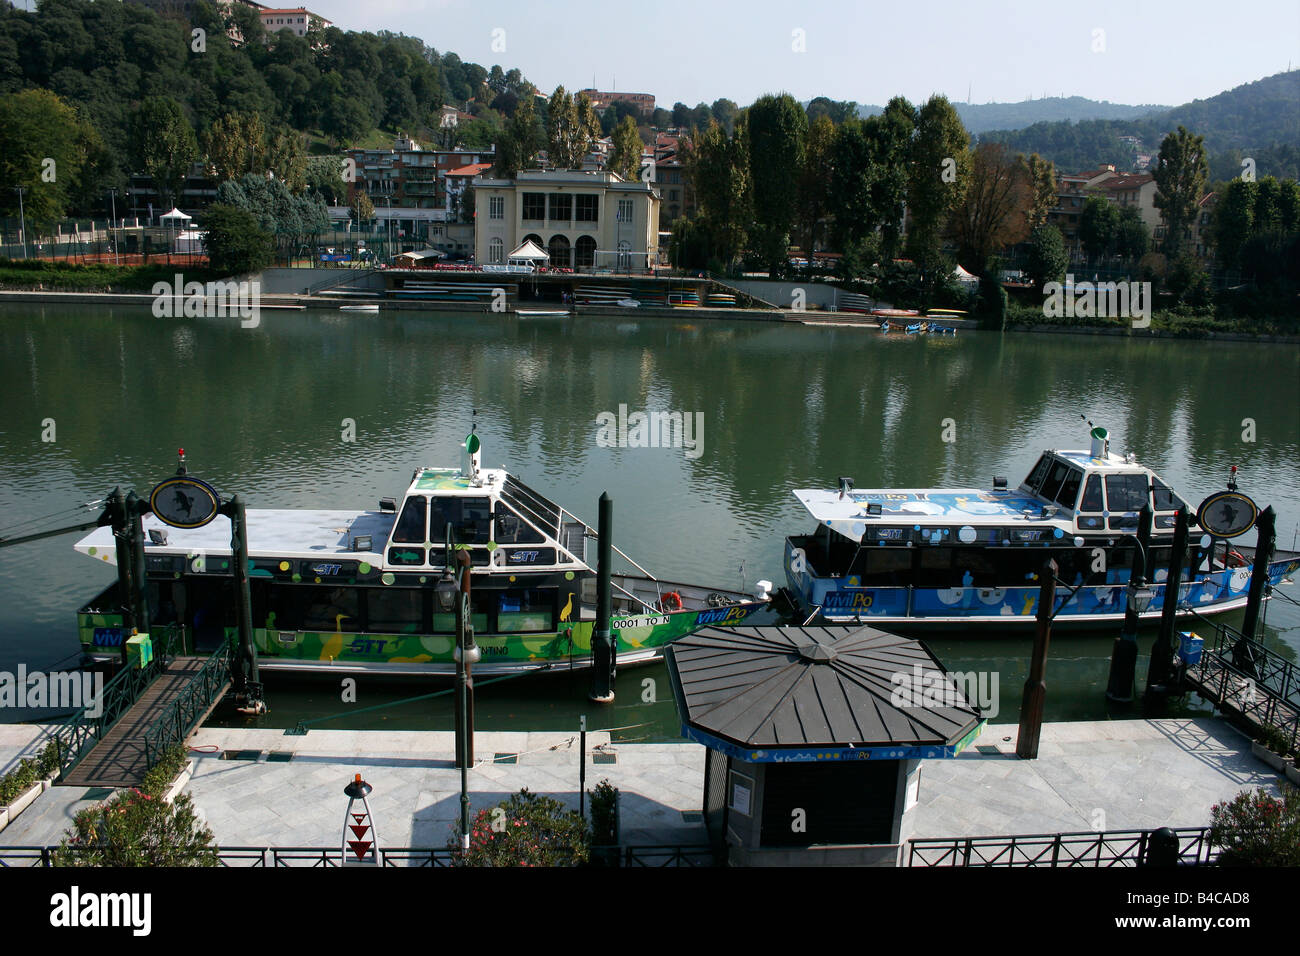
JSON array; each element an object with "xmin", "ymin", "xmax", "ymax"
[{"xmin": 473, "ymin": 169, "xmax": 660, "ymax": 271}]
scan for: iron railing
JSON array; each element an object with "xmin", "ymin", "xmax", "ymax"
[
  {"xmin": 1184, "ymin": 628, "xmax": 1300, "ymax": 756},
  {"xmin": 49, "ymin": 625, "xmax": 185, "ymax": 777},
  {"xmin": 907, "ymin": 827, "xmax": 1219, "ymax": 867},
  {"xmin": 141, "ymin": 638, "xmax": 234, "ymax": 771},
  {"xmin": 0, "ymin": 843, "xmax": 714, "ymax": 868}
]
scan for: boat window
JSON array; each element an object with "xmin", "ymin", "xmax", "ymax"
[
  {"xmin": 495, "ymin": 503, "xmax": 545, "ymax": 544},
  {"xmin": 432, "ymin": 590, "xmax": 492, "ymax": 634},
  {"xmin": 429, "ymin": 497, "xmax": 492, "ymax": 545},
  {"xmin": 367, "ymin": 589, "xmax": 423, "ymax": 633},
  {"xmin": 1023, "ymin": 455, "xmax": 1051, "ymax": 492},
  {"xmin": 866, "ymin": 550, "xmax": 913, "ymax": 574},
  {"xmin": 1055, "ymin": 468, "xmax": 1084, "ymax": 509},
  {"xmin": 1040, "ymin": 461, "xmax": 1070, "ymax": 501},
  {"xmin": 1105, "ymin": 474, "xmax": 1149, "ymax": 513},
  {"xmin": 1151, "ymin": 476, "xmax": 1186, "ymax": 513},
  {"xmin": 919, "ymin": 548, "xmax": 952, "ymax": 570},
  {"xmin": 496, "ymin": 589, "xmax": 555, "ymax": 633},
  {"xmin": 1079, "ymin": 475, "xmax": 1104, "ymax": 512},
  {"xmin": 391, "ymin": 495, "xmax": 427, "ymax": 543},
  {"xmin": 301, "ymin": 587, "xmax": 363, "ymax": 632}
]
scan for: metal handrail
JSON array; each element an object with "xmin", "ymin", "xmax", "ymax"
[
  {"xmin": 48, "ymin": 625, "xmax": 184, "ymax": 776},
  {"xmin": 141, "ymin": 639, "xmax": 233, "ymax": 770},
  {"xmin": 908, "ymin": 827, "xmax": 1218, "ymax": 867}
]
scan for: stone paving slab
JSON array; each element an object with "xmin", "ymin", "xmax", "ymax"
[
  {"xmin": 0, "ymin": 724, "xmax": 57, "ymax": 776},
  {"xmin": 1, "ymin": 718, "xmax": 1287, "ymax": 852},
  {"xmin": 910, "ymin": 718, "xmax": 1284, "ymax": 838}
]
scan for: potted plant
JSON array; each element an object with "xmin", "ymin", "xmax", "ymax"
[
  {"xmin": 1288, "ymin": 754, "xmax": 1300, "ymax": 788},
  {"xmin": 1251, "ymin": 725, "xmax": 1294, "ymax": 773},
  {"xmin": 1208, "ymin": 786, "xmax": 1300, "ymax": 866}
]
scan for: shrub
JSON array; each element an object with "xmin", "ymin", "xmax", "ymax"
[
  {"xmin": 453, "ymin": 789, "xmax": 589, "ymax": 867},
  {"xmin": 589, "ymin": 779, "xmax": 619, "ymax": 847},
  {"xmin": 1259, "ymin": 724, "xmax": 1295, "ymax": 757},
  {"xmin": 0, "ymin": 741, "xmax": 60, "ymax": 804},
  {"xmin": 54, "ymin": 744, "xmax": 214, "ymax": 866},
  {"xmin": 1208, "ymin": 786, "xmax": 1300, "ymax": 866}
]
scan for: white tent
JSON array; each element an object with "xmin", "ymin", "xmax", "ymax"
[
  {"xmin": 160, "ymin": 207, "xmax": 192, "ymax": 223},
  {"xmin": 393, "ymin": 249, "xmax": 447, "ymax": 263},
  {"xmin": 953, "ymin": 264, "xmax": 979, "ymax": 287},
  {"xmin": 173, "ymin": 229, "xmax": 206, "ymax": 254},
  {"xmin": 508, "ymin": 240, "xmax": 549, "ymax": 263}
]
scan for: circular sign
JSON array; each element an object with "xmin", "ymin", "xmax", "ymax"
[
  {"xmin": 150, "ymin": 476, "xmax": 220, "ymax": 529},
  {"xmin": 1196, "ymin": 490, "xmax": 1258, "ymax": 539}
]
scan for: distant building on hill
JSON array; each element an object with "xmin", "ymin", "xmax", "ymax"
[{"xmin": 578, "ymin": 90, "xmax": 656, "ymax": 117}]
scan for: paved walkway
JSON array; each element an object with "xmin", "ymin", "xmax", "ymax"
[
  {"xmin": 910, "ymin": 718, "xmax": 1284, "ymax": 837},
  {"xmin": 1, "ymin": 718, "xmax": 1287, "ymax": 850}
]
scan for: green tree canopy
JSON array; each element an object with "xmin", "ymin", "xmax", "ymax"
[
  {"xmin": 1153, "ymin": 125, "xmax": 1208, "ymax": 256},
  {"xmin": 131, "ymin": 96, "xmax": 198, "ymax": 211},
  {"xmin": 1025, "ymin": 223, "xmax": 1068, "ymax": 293},
  {"xmin": 746, "ymin": 93, "xmax": 808, "ymax": 273},
  {"xmin": 607, "ymin": 115, "xmax": 643, "ymax": 181},
  {"xmin": 1079, "ymin": 194, "xmax": 1119, "ymax": 262}
]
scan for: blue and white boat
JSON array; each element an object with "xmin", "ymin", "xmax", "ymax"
[{"xmin": 781, "ymin": 427, "xmax": 1299, "ymax": 630}]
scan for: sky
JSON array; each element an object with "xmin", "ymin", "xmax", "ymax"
[{"xmin": 303, "ymin": 0, "xmax": 1300, "ymax": 110}]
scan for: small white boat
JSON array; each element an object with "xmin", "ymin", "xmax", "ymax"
[
  {"xmin": 516, "ymin": 309, "xmax": 569, "ymax": 317},
  {"xmin": 339, "ymin": 304, "xmax": 380, "ymax": 313},
  {"xmin": 617, "ymin": 298, "xmax": 640, "ymax": 308}
]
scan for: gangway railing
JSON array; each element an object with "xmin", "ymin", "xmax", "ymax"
[
  {"xmin": 304, "ymin": 266, "xmax": 381, "ymax": 296},
  {"xmin": 141, "ymin": 637, "xmax": 235, "ymax": 770},
  {"xmin": 49, "ymin": 625, "xmax": 185, "ymax": 778}
]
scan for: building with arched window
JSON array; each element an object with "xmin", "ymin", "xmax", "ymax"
[{"xmin": 473, "ymin": 169, "xmax": 660, "ymax": 272}]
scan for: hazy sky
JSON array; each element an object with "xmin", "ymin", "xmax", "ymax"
[{"xmin": 304, "ymin": 0, "xmax": 1300, "ymax": 109}]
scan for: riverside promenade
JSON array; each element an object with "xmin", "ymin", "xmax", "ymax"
[{"xmin": 2, "ymin": 717, "xmax": 1284, "ymax": 852}]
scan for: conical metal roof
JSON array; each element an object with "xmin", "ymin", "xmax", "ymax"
[{"xmin": 665, "ymin": 625, "xmax": 984, "ymax": 761}]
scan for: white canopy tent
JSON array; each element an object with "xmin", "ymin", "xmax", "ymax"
[
  {"xmin": 507, "ymin": 240, "xmax": 549, "ymax": 264},
  {"xmin": 953, "ymin": 264, "xmax": 979, "ymax": 287}
]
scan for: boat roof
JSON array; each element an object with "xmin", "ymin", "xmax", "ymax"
[
  {"xmin": 75, "ymin": 509, "xmax": 393, "ymax": 566},
  {"xmin": 409, "ymin": 466, "xmax": 509, "ymax": 494}
]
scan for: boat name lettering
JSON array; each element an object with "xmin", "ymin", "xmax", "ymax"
[
  {"xmin": 313, "ymin": 564, "xmax": 343, "ymax": 575},
  {"xmin": 1012, "ymin": 530, "xmax": 1046, "ymax": 541},
  {"xmin": 876, "ymin": 528, "xmax": 905, "ymax": 539},
  {"xmin": 613, "ymin": 615, "xmax": 669, "ymax": 630},
  {"xmin": 509, "ymin": 551, "xmax": 539, "ymax": 563},
  {"xmin": 347, "ymin": 638, "xmax": 389, "ymax": 655},
  {"xmin": 694, "ymin": 605, "xmax": 750, "ymax": 625},
  {"xmin": 480, "ymin": 645, "xmax": 509, "ymax": 655},
  {"xmin": 92, "ymin": 627, "xmax": 127, "ymax": 647},
  {"xmin": 823, "ymin": 591, "xmax": 874, "ymax": 610}
]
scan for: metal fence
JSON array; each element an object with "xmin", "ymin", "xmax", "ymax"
[
  {"xmin": 0, "ymin": 842, "xmax": 715, "ymax": 868},
  {"xmin": 907, "ymin": 827, "xmax": 1219, "ymax": 867},
  {"xmin": 141, "ymin": 638, "xmax": 234, "ymax": 770}
]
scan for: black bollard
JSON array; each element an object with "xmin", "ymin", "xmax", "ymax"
[
  {"xmin": 1146, "ymin": 507, "xmax": 1189, "ymax": 696},
  {"xmin": 1240, "ymin": 506, "xmax": 1276, "ymax": 642},
  {"xmin": 590, "ymin": 493, "xmax": 615, "ymax": 703},
  {"xmin": 1107, "ymin": 505, "xmax": 1152, "ymax": 703},
  {"xmin": 1143, "ymin": 827, "xmax": 1180, "ymax": 866}
]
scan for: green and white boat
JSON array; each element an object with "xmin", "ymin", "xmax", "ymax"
[{"xmin": 72, "ymin": 441, "xmax": 771, "ymax": 675}]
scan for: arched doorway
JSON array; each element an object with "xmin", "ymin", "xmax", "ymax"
[
  {"xmin": 548, "ymin": 235, "xmax": 571, "ymax": 270},
  {"xmin": 574, "ymin": 235, "xmax": 597, "ymax": 270}
]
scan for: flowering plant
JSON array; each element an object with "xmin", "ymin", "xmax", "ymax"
[
  {"xmin": 452, "ymin": 789, "xmax": 588, "ymax": 867},
  {"xmin": 1208, "ymin": 785, "xmax": 1300, "ymax": 866}
]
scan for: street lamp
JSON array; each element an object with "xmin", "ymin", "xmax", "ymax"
[
  {"xmin": 13, "ymin": 186, "xmax": 27, "ymax": 260},
  {"xmin": 108, "ymin": 187, "xmax": 120, "ymax": 265},
  {"xmin": 436, "ymin": 525, "xmax": 480, "ymax": 852}
]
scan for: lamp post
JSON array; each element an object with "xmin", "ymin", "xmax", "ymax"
[
  {"xmin": 108, "ymin": 187, "xmax": 119, "ymax": 265},
  {"xmin": 437, "ymin": 526, "xmax": 479, "ymax": 852},
  {"xmin": 14, "ymin": 186, "xmax": 28, "ymax": 260}
]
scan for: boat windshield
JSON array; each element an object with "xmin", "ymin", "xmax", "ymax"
[{"xmin": 429, "ymin": 496, "xmax": 491, "ymax": 545}]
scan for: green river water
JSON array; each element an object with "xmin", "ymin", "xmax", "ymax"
[{"xmin": 1, "ymin": 303, "xmax": 1297, "ymax": 739}]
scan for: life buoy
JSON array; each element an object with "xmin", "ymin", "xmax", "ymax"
[
  {"xmin": 1227, "ymin": 550, "xmax": 1247, "ymax": 568},
  {"xmin": 661, "ymin": 591, "xmax": 683, "ymax": 612}
]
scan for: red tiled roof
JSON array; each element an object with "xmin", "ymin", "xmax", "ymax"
[{"xmin": 446, "ymin": 163, "xmax": 493, "ymax": 177}]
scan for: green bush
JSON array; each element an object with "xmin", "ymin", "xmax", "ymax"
[
  {"xmin": 453, "ymin": 789, "xmax": 589, "ymax": 867},
  {"xmin": 1209, "ymin": 786, "xmax": 1300, "ymax": 866},
  {"xmin": 589, "ymin": 779, "xmax": 619, "ymax": 847},
  {"xmin": 53, "ymin": 743, "xmax": 214, "ymax": 867},
  {"xmin": 0, "ymin": 741, "xmax": 60, "ymax": 804},
  {"xmin": 1259, "ymin": 724, "xmax": 1295, "ymax": 758}
]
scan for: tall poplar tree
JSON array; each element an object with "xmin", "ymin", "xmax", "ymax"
[
  {"xmin": 1153, "ymin": 125, "xmax": 1208, "ymax": 256},
  {"xmin": 746, "ymin": 93, "xmax": 807, "ymax": 273}
]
